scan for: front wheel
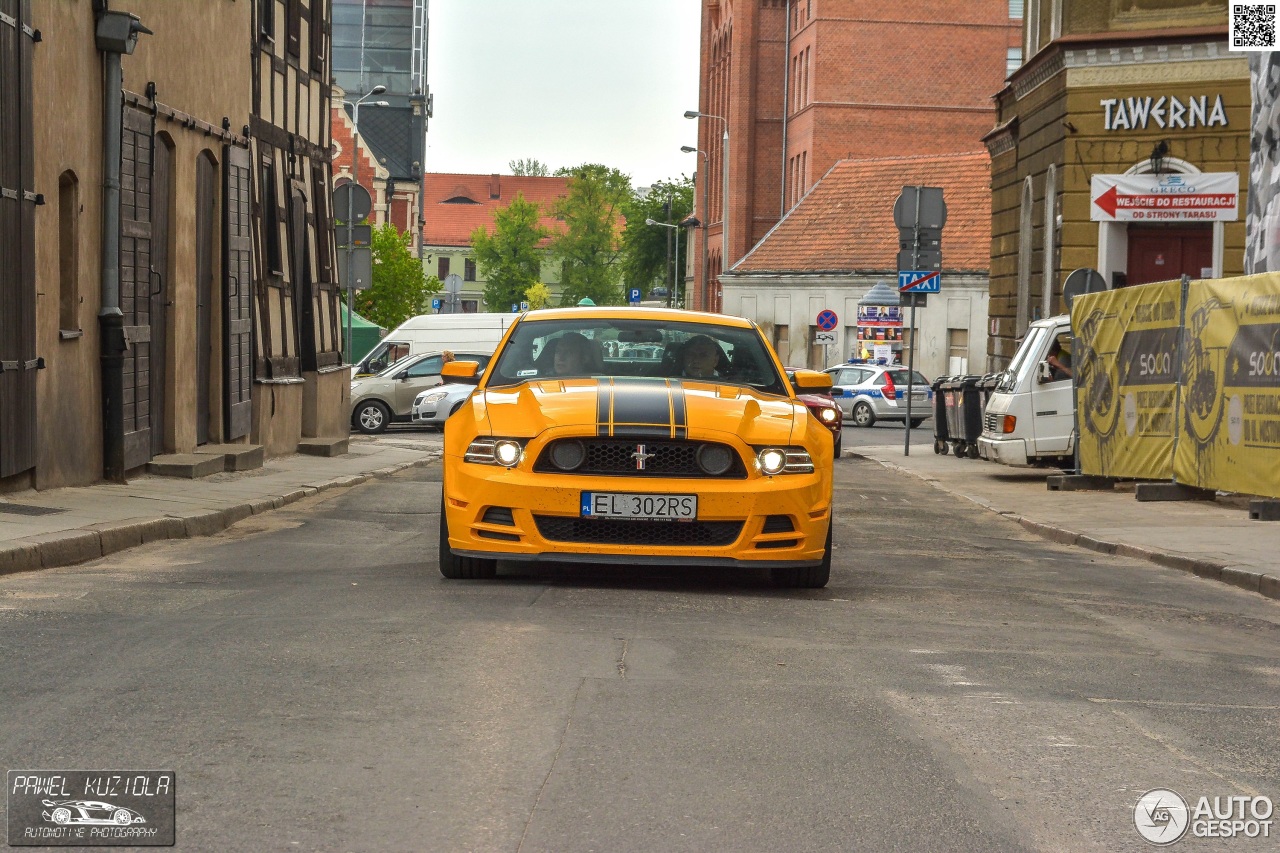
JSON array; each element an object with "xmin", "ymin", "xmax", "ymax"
[
  {"xmin": 909, "ymin": 418, "xmax": 925, "ymax": 429},
  {"xmin": 833, "ymin": 433, "xmax": 842, "ymax": 457},
  {"xmin": 770, "ymin": 523, "xmax": 832, "ymax": 589},
  {"xmin": 438, "ymin": 490, "xmax": 496, "ymax": 579},
  {"xmin": 353, "ymin": 400, "xmax": 391, "ymax": 435},
  {"xmin": 851, "ymin": 401, "xmax": 876, "ymax": 428}
]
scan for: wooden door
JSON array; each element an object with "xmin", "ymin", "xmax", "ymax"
[
  {"xmin": 0, "ymin": 0, "xmax": 37, "ymax": 478},
  {"xmin": 222, "ymin": 145, "xmax": 253, "ymax": 440},
  {"xmin": 120, "ymin": 104, "xmax": 154, "ymax": 470},
  {"xmin": 195, "ymin": 154, "xmax": 216, "ymax": 445},
  {"xmin": 149, "ymin": 136, "xmax": 172, "ymax": 457},
  {"xmin": 1126, "ymin": 226, "xmax": 1214, "ymax": 286}
]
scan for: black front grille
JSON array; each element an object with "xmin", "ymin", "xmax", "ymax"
[
  {"xmin": 534, "ymin": 516, "xmax": 744, "ymax": 547},
  {"xmin": 482, "ymin": 506, "xmax": 515, "ymax": 525},
  {"xmin": 761, "ymin": 514, "xmax": 795, "ymax": 533},
  {"xmin": 534, "ymin": 439, "xmax": 746, "ymax": 478}
]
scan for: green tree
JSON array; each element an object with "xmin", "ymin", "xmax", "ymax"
[
  {"xmin": 551, "ymin": 163, "xmax": 632, "ymax": 306},
  {"xmin": 524, "ymin": 282, "xmax": 552, "ymax": 310},
  {"xmin": 510, "ymin": 158, "xmax": 551, "ymax": 177},
  {"xmin": 620, "ymin": 176, "xmax": 694, "ymax": 305},
  {"xmin": 354, "ymin": 224, "xmax": 438, "ymax": 329},
  {"xmin": 471, "ymin": 192, "xmax": 548, "ymax": 313}
]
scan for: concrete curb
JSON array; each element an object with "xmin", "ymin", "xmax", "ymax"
[
  {"xmin": 862, "ymin": 454, "xmax": 1279, "ymax": 603},
  {"xmin": 0, "ymin": 452, "xmax": 441, "ymax": 579}
]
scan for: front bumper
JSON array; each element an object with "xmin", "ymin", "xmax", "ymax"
[
  {"xmin": 443, "ymin": 455, "xmax": 832, "ymax": 568},
  {"xmin": 977, "ymin": 435, "xmax": 1028, "ymax": 467}
]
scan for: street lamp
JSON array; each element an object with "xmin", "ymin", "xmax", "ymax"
[
  {"xmin": 685, "ymin": 109, "xmax": 729, "ymax": 312},
  {"xmin": 644, "ymin": 218, "xmax": 681, "ymax": 308},
  {"xmin": 340, "ymin": 85, "xmax": 389, "ymax": 361},
  {"xmin": 681, "ymin": 145, "xmax": 711, "ymax": 316}
]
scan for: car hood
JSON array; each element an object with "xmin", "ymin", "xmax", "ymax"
[{"xmin": 472, "ymin": 378, "xmax": 804, "ymax": 445}]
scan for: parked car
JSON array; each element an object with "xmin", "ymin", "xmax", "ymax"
[
  {"xmin": 410, "ymin": 383, "xmax": 475, "ymax": 428},
  {"xmin": 978, "ymin": 315, "xmax": 1075, "ymax": 467},
  {"xmin": 437, "ymin": 307, "xmax": 835, "ymax": 588},
  {"xmin": 786, "ymin": 370, "xmax": 843, "ymax": 455},
  {"xmin": 823, "ymin": 362, "xmax": 932, "ymax": 428},
  {"xmin": 350, "ymin": 351, "xmax": 492, "ymax": 434}
]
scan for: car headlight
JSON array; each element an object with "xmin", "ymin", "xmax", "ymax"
[
  {"xmin": 817, "ymin": 406, "xmax": 838, "ymax": 424},
  {"xmin": 464, "ymin": 438, "xmax": 524, "ymax": 468},
  {"xmin": 755, "ymin": 446, "xmax": 814, "ymax": 475},
  {"xmin": 419, "ymin": 391, "xmax": 448, "ymax": 406}
]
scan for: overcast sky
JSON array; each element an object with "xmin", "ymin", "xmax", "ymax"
[{"xmin": 426, "ymin": 0, "xmax": 702, "ymax": 187}]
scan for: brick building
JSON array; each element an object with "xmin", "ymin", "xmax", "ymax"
[
  {"xmin": 421, "ymin": 173, "xmax": 570, "ymax": 312},
  {"xmin": 690, "ymin": 0, "xmax": 1021, "ymax": 311},
  {"xmin": 331, "ymin": 91, "xmax": 421, "ymax": 237}
]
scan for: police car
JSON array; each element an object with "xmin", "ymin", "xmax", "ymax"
[{"xmin": 823, "ymin": 361, "xmax": 932, "ymax": 428}]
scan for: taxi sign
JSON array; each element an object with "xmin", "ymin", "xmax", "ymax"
[{"xmin": 898, "ymin": 270, "xmax": 940, "ymax": 293}]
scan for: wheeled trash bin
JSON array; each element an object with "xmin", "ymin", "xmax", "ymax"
[{"xmin": 931, "ymin": 376, "xmax": 951, "ymax": 454}]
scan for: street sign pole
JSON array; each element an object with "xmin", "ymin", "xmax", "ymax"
[{"xmin": 905, "ymin": 187, "xmax": 920, "ymax": 458}]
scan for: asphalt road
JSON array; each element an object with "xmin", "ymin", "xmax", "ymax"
[{"xmin": 2, "ymin": 454, "xmax": 1277, "ymax": 851}]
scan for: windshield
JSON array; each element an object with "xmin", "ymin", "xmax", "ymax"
[
  {"xmin": 1008, "ymin": 325, "xmax": 1049, "ymax": 384},
  {"xmin": 487, "ymin": 317, "xmax": 788, "ymax": 396}
]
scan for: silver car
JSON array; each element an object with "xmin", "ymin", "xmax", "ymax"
[
  {"xmin": 350, "ymin": 351, "xmax": 492, "ymax": 434},
  {"xmin": 823, "ymin": 363, "xmax": 932, "ymax": 428},
  {"xmin": 410, "ymin": 383, "xmax": 475, "ymax": 428}
]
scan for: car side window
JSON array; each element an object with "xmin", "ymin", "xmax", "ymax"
[
  {"xmin": 872, "ymin": 372, "xmax": 887, "ymax": 386},
  {"xmin": 406, "ymin": 356, "xmax": 444, "ymax": 377}
]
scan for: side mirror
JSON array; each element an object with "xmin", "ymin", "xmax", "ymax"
[
  {"xmin": 791, "ymin": 369, "xmax": 833, "ymax": 392},
  {"xmin": 1037, "ymin": 361, "xmax": 1053, "ymax": 383},
  {"xmin": 396, "ymin": 370, "xmax": 410, "ymax": 381},
  {"xmin": 441, "ymin": 360, "xmax": 482, "ymax": 386}
]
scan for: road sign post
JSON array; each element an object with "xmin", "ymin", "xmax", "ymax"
[
  {"xmin": 335, "ymin": 181, "xmax": 373, "ymax": 363},
  {"xmin": 893, "ymin": 186, "xmax": 946, "ymax": 457},
  {"xmin": 815, "ymin": 310, "xmax": 838, "ymax": 369}
]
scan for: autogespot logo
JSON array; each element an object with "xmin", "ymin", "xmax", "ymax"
[{"xmin": 1134, "ymin": 789, "xmax": 1190, "ymax": 845}]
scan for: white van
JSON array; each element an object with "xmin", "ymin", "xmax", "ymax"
[
  {"xmin": 354, "ymin": 313, "xmax": 519, "ymax": 376},
  {"xmin": 977, "ymin": 315, "xmax": 1075, "ymax": 467}
]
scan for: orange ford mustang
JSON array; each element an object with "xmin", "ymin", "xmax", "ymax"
[{"xmin": 438, "ymin": 307, "xmax": 834, "ymax": 588}]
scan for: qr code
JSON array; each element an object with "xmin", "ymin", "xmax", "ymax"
[{"xmin": 1232, "ymin": 2, "xmax": 1277, "ymax": 50}]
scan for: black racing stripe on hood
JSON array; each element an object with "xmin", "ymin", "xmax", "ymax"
[
  {"xmin": 670, "ymin": 379, "xmax": 687, "ymax": 440},
  {"xmin": 597, "ymin": 378, "xmax": 681, "ymax": 438}
]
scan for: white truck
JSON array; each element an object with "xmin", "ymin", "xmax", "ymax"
[
  {"xmin": 977, "ymin": 315, "xmax": 1076, "ymax": 467},
  {"xmin": 353, "ymin": 313, "xmax": 519, "ymax": 377}
]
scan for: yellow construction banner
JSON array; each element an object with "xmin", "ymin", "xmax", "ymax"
[
  {"xmin": 1174, "ymin": 272, "xmax": 1280, "ymax": 498},
  {"xmin": 1073, "ymin": 280, "xmax": 1183, "ymax": 480}
]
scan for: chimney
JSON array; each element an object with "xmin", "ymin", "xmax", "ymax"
[{"xmin": 490, "ymin": 173, "xmax": 501, "ymax": 200}]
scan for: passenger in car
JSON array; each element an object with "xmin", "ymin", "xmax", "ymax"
[
  {"xmin": 549, "ymin": 332, "xmax": 602, "ymax": 376},
  {"xmin": 678, "ymin": 335, "xmax": 728, "ymax": 379}
]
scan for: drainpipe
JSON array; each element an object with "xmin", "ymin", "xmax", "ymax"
[
  {"xmin": 780, "ymin": 1, "xmax": 791, "ymax": 217},
  {"xmin": 95, "ymin": 9, "xmax": 151, "ymax": 483}
]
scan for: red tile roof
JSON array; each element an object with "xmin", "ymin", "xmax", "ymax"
[
  {"xmin": 731, "ymin": 152, "xmax": 992, "ymax": 274},
  {"xmin": 422, "ymin": 173, "xmax": 571, "ymax": 249}
]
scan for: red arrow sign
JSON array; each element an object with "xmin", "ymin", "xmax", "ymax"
[{"xmin": 1094, "ymin": 185, "xmax": 1237, "ymax": 218}]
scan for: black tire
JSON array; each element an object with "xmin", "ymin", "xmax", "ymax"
[
  {"xmin": 933, "ymin": 438, "xmax": 947, "ymax": 455},
  {"xmin": 833, "ymin": 433, "xmax": 842, "ymax": 457},
  {"xmin": 966, "ymin": 442, "xmax": 981, "ymax": 459},
  {"xmin": 353, "ymin": 400, "xmax": 391, "ymax": 435},
  {"xmin": 770, "ymin": 522, "xmax": 832, "ymax": 589},
  {"xmin": 851, "ymin": 401, "xmax": 876, "ymax": 428},
  {"xmin": 438, "ymin": 490, "xmax": 496, "ymax": 579},
  {"xmin": 448, "ymin": 400, "xmax": 465, "ymax": 416},
  {"xmin": 910, "ymin": 418, "xmax": 925, "ymax": 429},
  {"xmin": 951, "ymin": 441, "xmax": 966, "ymax": 457}
]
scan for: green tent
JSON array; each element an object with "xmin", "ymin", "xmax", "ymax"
[{"xmin": 339, "ymin": 303, "xmax": 385, "ymax": 364}]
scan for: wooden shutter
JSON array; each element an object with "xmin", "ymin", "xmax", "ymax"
[
  {"xmin": 308, "ymin": 0, "xmax": 325, "ymax": 74},
  {"xmin": 223, "ymin": 144, "xmax": 254, "ymax": 440},
  {"xmin": 119, "ymin": 104, "xmax": 154, "ymax": 470},
  {"xmin": 0, "ymin": 0, "xmax": 37, "ymax": 478},
  {"xmin": 286, "ymin": 0, "xmax": 301, "ymax": 57},
  {"xmin": 311, "ymin": 163, "xmax": 341, "ymax": 366}
]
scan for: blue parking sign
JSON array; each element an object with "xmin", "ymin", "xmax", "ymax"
[
  {"xmin": 629, "ymin": 288, "xmax": 642, "ymax": 304},
  {"xmin": 432, "ymin": 297, "xmax": 442, "ymax": 310}
]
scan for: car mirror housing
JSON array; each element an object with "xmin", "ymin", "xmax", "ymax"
[
  {"xmin": 1037, "ymin": 361, "xmax": 1053, "ymax": 383},
  {"xmin": 441, "ymin": 360, "xmax": 482, "ymax": 385},
  {"xmin": 791, "ymin": 369, "xmax": 833, "ymax": 392}
]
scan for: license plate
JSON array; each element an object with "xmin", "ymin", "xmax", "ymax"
[{"xmin": 581, "ymin": 492, "xmax": 697, "ymax": 521}]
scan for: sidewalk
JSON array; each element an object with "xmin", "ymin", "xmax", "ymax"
[
  {"xmin": 851, "ymin": 443, "xmax": 1280, "ymax": 602},
  {"xmin": 0, "ymin": 434, "xmax": 442, "ymax": 577}
]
